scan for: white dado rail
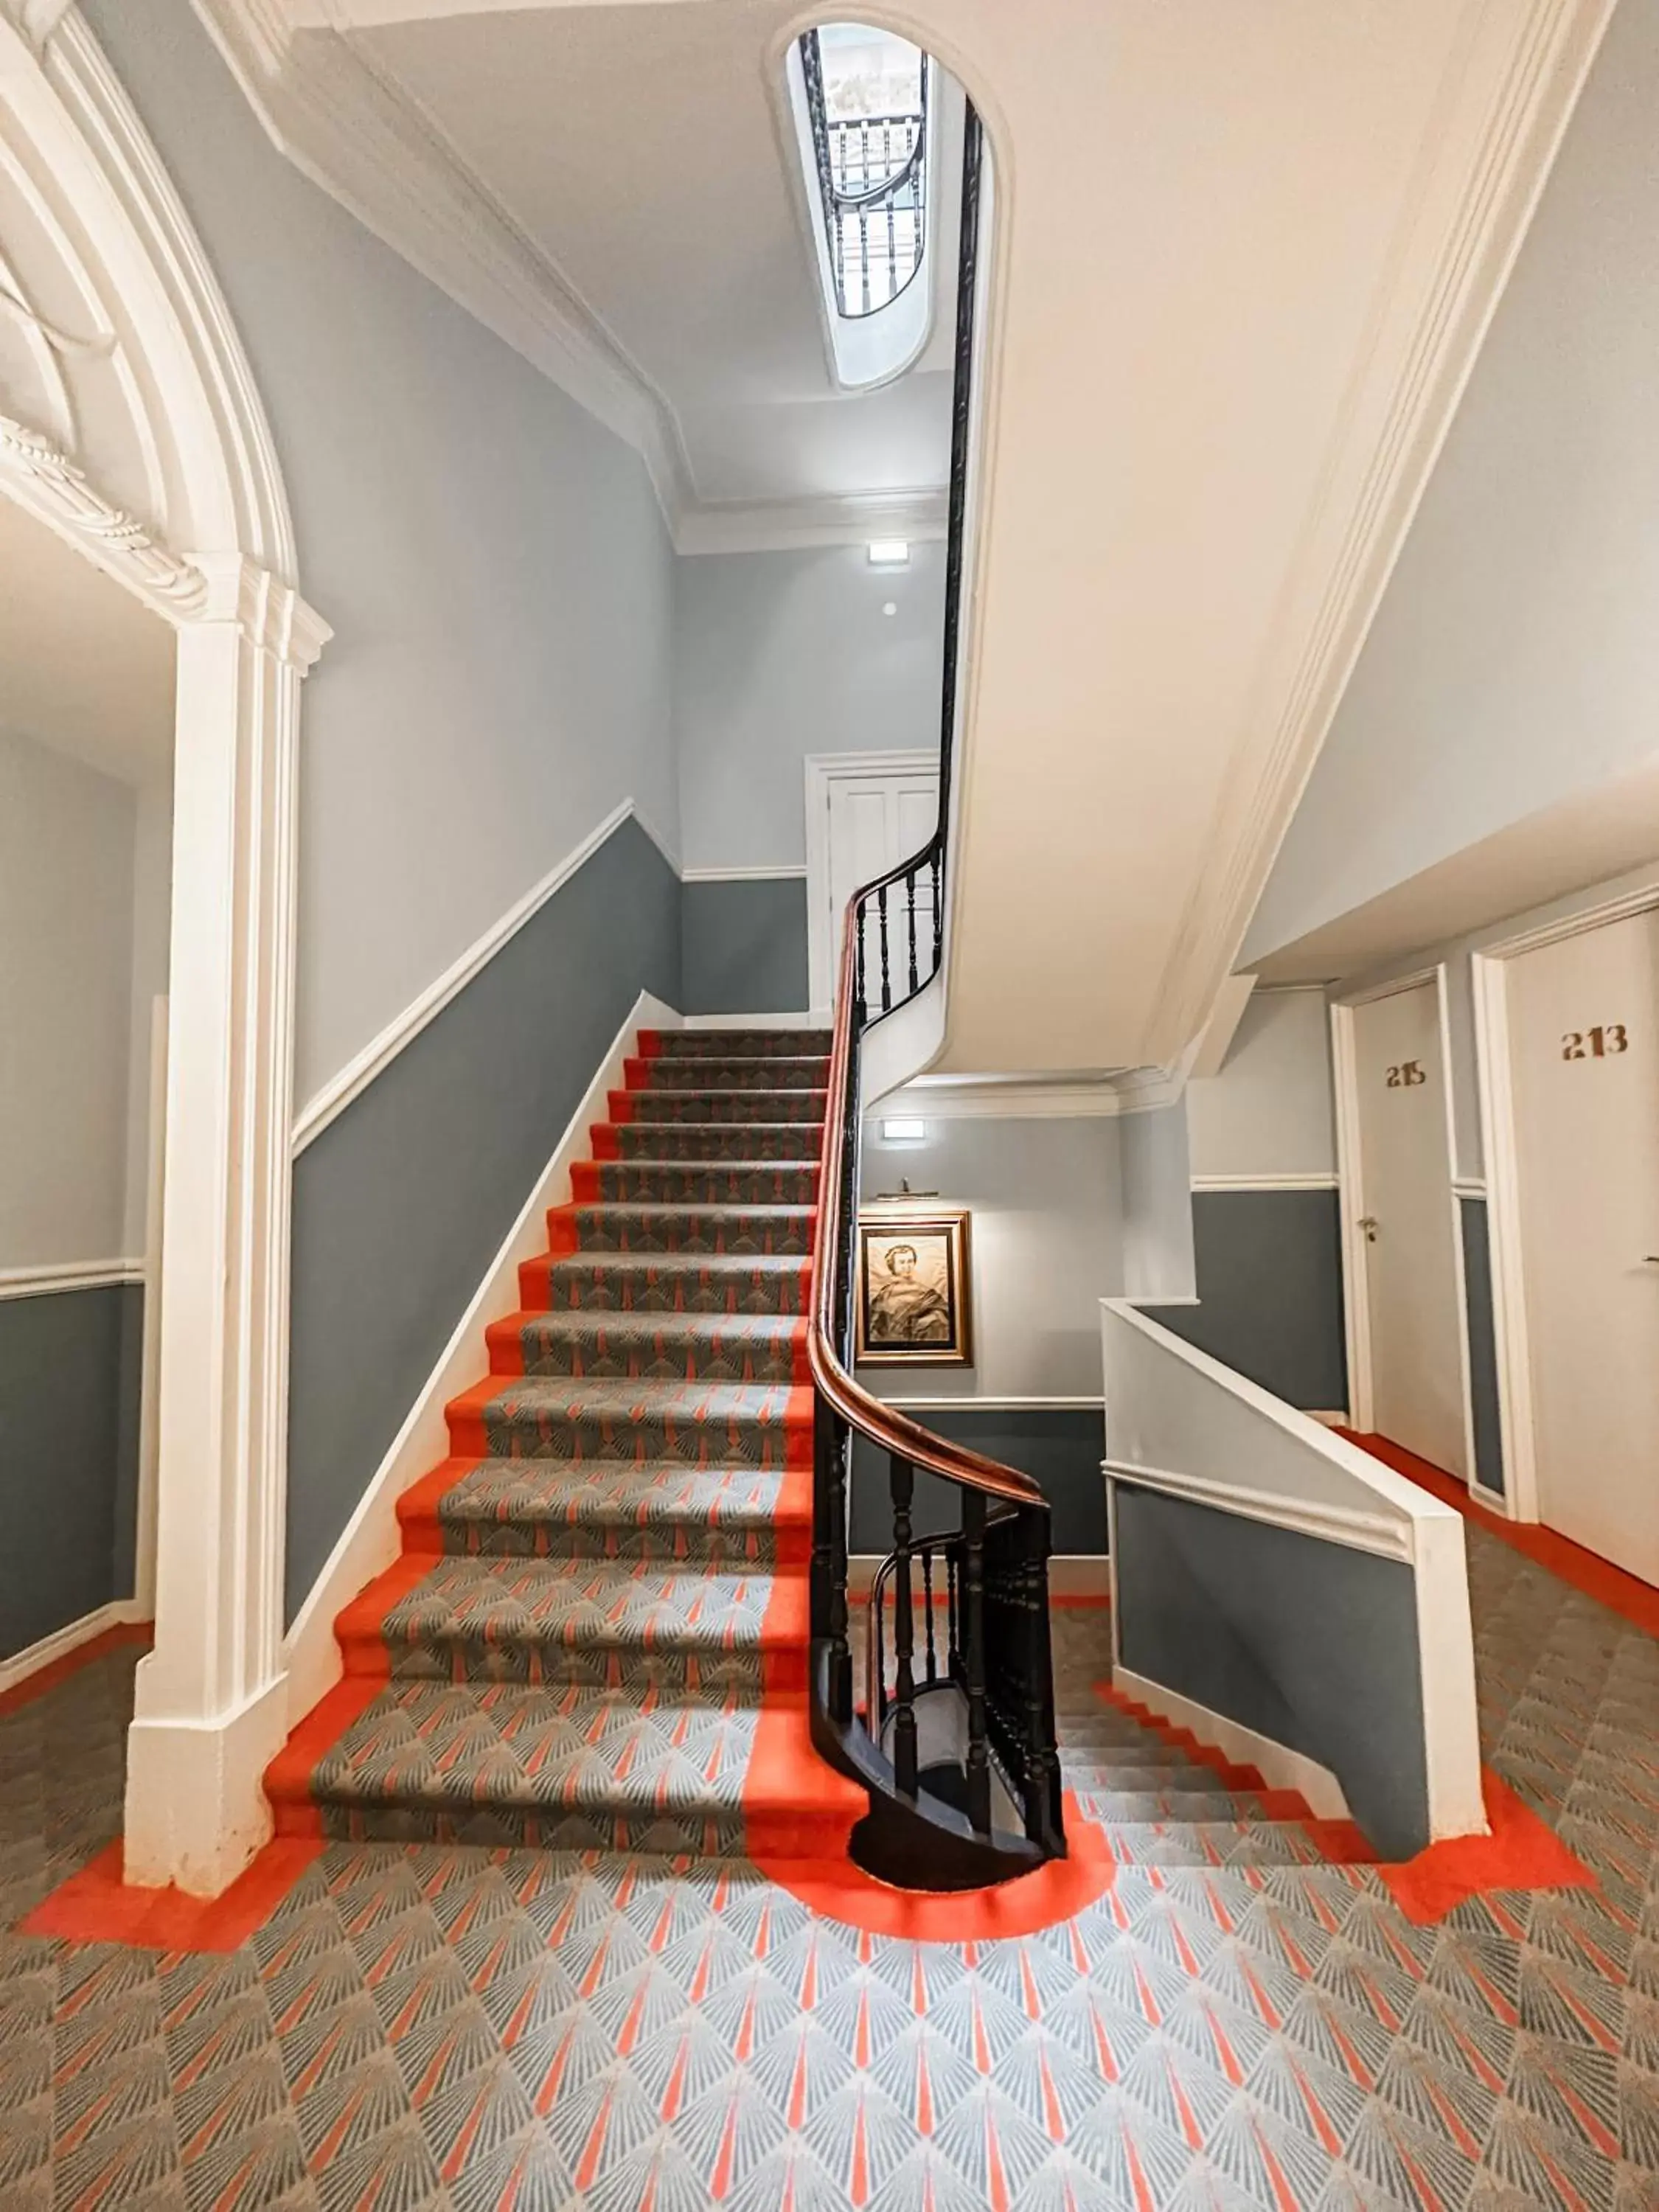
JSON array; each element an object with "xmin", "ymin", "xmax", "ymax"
[{"xmin": 1099, "ymin": 1300, "xmax": 1484, "ymax": 1852}]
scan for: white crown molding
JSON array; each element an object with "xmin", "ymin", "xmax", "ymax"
[
  {"xmin": 675, "ymin": 487, "xmax": 947, "ymax": 557},
  {"xmin": 291, "ymin": 796, "xmax": 672, "ymax": 1155},
  {"xmin": 1189, "ymin": 1172, "xmax": 1339, "ymax": 1193},
  {"xmin": 0, "ymin": 1258, "xmax": 145, "ymax": 1301},
  {"xmin": 682, "ymin": 863, "xmax": 809, "ymax": 884},
  {"xmin": 1147, "ymin": 0, "xmax": 1619, "ymax": 1062},
  {"xmin": 187, "ymin": 0, "xmax": 697, "ymax": 525},
  {"xmin": 886, "ymin": 1059, "xmax": 1187, "ymax": 1120}
]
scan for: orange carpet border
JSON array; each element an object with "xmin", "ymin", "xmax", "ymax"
[
  {"xmin": 1381, "ymin": 1768, "xmax": 1595, "ymax": 1925},
  {"xmin": 21, "ymin": 1837, "xmax": 323, "ymax": 1953},
  {"xmin": 1343, "ymin": 1430, "xmax": 1659, "ymax": 1638},
  {"xmin": 0, "ymin": 1620, "xmax": 151, "ymax": 1719}
]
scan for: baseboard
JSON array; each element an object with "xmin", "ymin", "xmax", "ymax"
[
  {"xmin": 681, "ymin": 1010, "xmax": 818, "ymax": 1029},
  {"xmin": 1110, "ymin": 1663, "xmax": 1351, "ymax": 1820},
  {"xmin": 1305, "ymin": 1410, "xmax": 1351, "ymax": 1428},
  {"xmin": 279, "ymin": 988, "xmax": 681, "ymax": 1725},
  {"xmin": 847, "ymin": 1553, "xmax": 1108, "ymax": 1600},
  {"xmin": 0, "ymin": 1598, "xmax": 150, "ymax": 1698}
]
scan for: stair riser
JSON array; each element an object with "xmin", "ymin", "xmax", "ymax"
[
  {"xmin": 447, "ymin": 1397, "xmax": 813, "ymax": 1470},
  {"xmin": 594, "ymin": 1123, "xmax": 825, "ymax": 1162},
  {"xmin": 547, "ymin": 1205, "xmax": 817, "ymax": 1257},
  {"xmin": 302, "ymin": 1801, "xmax": 752, "ymax": 1855},
  {"xmin": 519, "ymin": 1257, "xmax": 812, "ymax": 1316},
  {"xmin": 639, "ymin": 1030, "xmax": 830, "ymax": 1060},
  {"xmin": 625, "ymin": 1057, "xmax": 828, "ymax": 1091},
  {"xmin": 417, "ymin": 1518, "xmax": 801, "ymax": 1569},
  {"xmin": 571, "ymin": 1162, "xmax": 819, "ymax": 1204},
  {"xmin": 609, "ymin": 1090, "xmax": 826, "ymax": 1125},
  {"xmin": 490, "ymin": 1317, "xmax": 809, "ymax": 1386},
  {"xmin": 345, "ymin": 1640, "xmax": 803, "ymax": 1700}
]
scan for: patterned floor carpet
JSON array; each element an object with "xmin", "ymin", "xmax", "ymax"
[{"xmin": 2, "ymin": 1520, "xmax": 1656, "ymax": 2209}]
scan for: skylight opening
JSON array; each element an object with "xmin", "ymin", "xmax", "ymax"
[{"xmin": 799, "ymin": 24, "xmax": 929, "ymax": 321}]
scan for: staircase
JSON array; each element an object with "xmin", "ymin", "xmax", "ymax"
[{"xmin": 268, "ymin": 1027, "xmax": 860, "ymax": 1857}]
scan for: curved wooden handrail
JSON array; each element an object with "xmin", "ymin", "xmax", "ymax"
[{"xmin": 807, "ymin": 893, "xmax": 1046, "ymax": 1514}]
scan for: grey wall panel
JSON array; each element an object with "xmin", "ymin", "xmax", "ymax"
[
  {"xmin": 1459, "ymin": 1194, "xmax": 1504, "ymax": 1497},
  {"xmin": 850, "ymin": 1405, "xmax": 1107, "ymax": 1555},
  {"xmin": 681, "ymin": 878, "xmax": 810, "ymax": 1015},
  {"xmin": 1144, "ymin": 1188, "xmax": 1346, "ymax": 1411},
  {"xmin": 1113, "ymin": 1484, "xmax": 1430, "ymax": 1857},
  {"xmin": 111, "ymin": 1288, "xmax": 145, "ymax": 1606},
  {"xmin": 0, "ymin": 1284, "xmax": 142, "ymax": 1658},
  {"xmin": 285, "ymin": 818, "xmax": 679, "ymax": 1621}
]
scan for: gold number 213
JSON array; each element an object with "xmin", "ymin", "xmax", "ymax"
[{"xmin": 1562, "ymin": 1024, "xmax": 1629, "ymax": 1060}]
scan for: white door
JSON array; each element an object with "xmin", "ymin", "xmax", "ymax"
[
  {"xmin": 1350, "ymin": 980, "xmax": 1468, "ymax": 1476},
  {"xmin": 807, "ymin": 754, "xmax": 939, "ymax": 1010},
  {"xmin": 1506, "ymin": 911, "xmax": 1659, "ymax": 1582}
]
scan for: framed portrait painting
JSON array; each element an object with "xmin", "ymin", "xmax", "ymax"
[{"xmin": 856, "ymin": 1208, "xmax": 973, "ymax": 1366}]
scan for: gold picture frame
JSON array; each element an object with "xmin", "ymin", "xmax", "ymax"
[{"xmin": 855, "ymin": 1207, "xmax": 973, "ymax": 1367}]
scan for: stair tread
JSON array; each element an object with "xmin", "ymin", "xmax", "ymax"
[
  {"xmin": 423, "ymin": 1456, "xmax": 800, "ymax": 1526},
  {"xmin": 296, "ymin": 1680, "xmax": 763, "ymax": 1812},
  {"xmin": 378, "ymin": 1555, "xmax": 784, "ymax": 1649}
]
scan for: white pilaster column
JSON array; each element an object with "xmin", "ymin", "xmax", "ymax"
[{"xmin": 124, "ymin": 555, "xmax": 328, "ymax": 1896}]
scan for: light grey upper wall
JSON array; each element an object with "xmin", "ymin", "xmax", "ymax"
[
  {"xmin": 85, "ymin": 0, "xmax": 679, "ymax": 1109},
  {"xmin": 857, "ymin": 1113, "xmax": 1123, "ymax": 1402},
  {"xmin": 0, "ymin": 728, "xmax": 137, "ymax": 1267},
  {"xmin": 673, "ymin": 543, "xmax": 945, "ymax": 874},
  {"xmin": 1186, "ymin": 986, "xmax": 1335, "ymax": 1180},
  {"xmin": 1243, "ymin": 0, "xmax": 1659, "ymax": 967},
  {"xmin": 1119, "ymin": 1102, "xmax": 1195, "ymax": 1304}
]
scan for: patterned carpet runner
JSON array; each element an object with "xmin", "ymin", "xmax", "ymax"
[{"xmin": 268, "ymin": 1026, "xmax": 1370, "ymax": 1872}]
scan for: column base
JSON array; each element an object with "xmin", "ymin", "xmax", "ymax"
[{"xmin": 122, "ymin": 1668, "xmax": 291, "ymax": 1896}]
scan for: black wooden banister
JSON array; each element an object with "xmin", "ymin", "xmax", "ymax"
[{"xmin": 803, "ymin": 103, "xmax": 1065, "ymax": 1889}]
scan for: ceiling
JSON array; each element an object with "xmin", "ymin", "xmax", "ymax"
[
  {"xmin": 293, "ymin": 0, "xmax": 958, "ymax": 533},
  {"xmin": 0, "ymin": 498, "xmax": 175, "ymax": 783}
]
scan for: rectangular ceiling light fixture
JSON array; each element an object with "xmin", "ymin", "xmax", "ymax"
[
  {"xmin": 868, "ymin": 540, "xmax": 911, "ymax": 567},
  {"xmin": 880, "ymin": 1117, "xmax": 927, "ymax": 1142}
]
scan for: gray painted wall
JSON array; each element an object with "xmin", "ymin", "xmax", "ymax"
[
  {"xmin": 673, "ymin": 544, "xmax": 945, "ymax": 874},
  {"xmin": 1244, "ymin": 0, "xmax": 1659, "ymax": 967},
  {"xmin": 86, "ymin": 0, "xmax": 679, "ymax": 1112},
  {"xmin": 681, "ymin": 878, "xmax": 809, "ymax": 1015},
  {"xmin": 1113, "ymin": 1483, "xmax": 1430, "ymax": 1857},
  {"xmin": 0, "ymin": 1285, "xmax": 144, "ymax": 1658},
  {"xmin": 851, "ymin": 1408, "xmax": 1107, "ymax": 1557},
  {"xmin": 285, "ymin": 818, "xmax": 678, "ymax": 1618},
  {"xmin": 1460, "ymin": 1195, "xmax": 1504, "ymax": 1498},
  {"xmin": 1145, "ymin": 1189, "xmax": 1347, "ymax": 1413}
]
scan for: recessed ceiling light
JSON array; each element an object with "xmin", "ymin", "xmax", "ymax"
[
  {"xmin": 868, "ymin": 540, "xmax": 910, "ymax": 567},
  {"xmin": 880, "ymin": 1117, "xmax": 927, "ymax": 1142},
  {"xmin": 882, "ymin": 601, "xmax": 897, "ymax": 616}
]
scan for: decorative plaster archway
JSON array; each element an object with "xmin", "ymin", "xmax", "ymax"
[{"xmin": 0, "ymin": 4, "xmax": 328, "ymax": 1892}]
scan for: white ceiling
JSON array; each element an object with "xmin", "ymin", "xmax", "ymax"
[
  {"xmin": 308, "ymin": 0, "xmax": 956, "ymax": 522},
  {"xmin": 0, "ymin": 498, "xmax": 175, "ymax": 784}
]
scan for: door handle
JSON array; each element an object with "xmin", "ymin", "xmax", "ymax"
[{"xmin": 1358, "ymin": 1216, "xmax": 1378, "ymax": 1243}]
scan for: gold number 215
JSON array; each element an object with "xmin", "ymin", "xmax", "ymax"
[{"xmin": 1562, "ymin": 1023, "xmax": 1629, "ymax": 1060}]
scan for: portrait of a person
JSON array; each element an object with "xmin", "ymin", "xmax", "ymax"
[{"xmin": 867, "ymin": 1238, "xmax": 952, "ymax": 1346}]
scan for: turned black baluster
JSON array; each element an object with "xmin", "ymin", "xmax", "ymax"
[
  {"xmin": 877, "ymin": 885, "xmax": 891, "ymax": 1013},
  {"xmin": 890, "ymin": 1455, "xmax": 918, "ymax": 1797},
  {"xmin": 946, "ymin": 1545, "xmax": 959, "ymax": 1677},
  {"xmin": 930, "ymin": 850, "xmax": 942, "ymax": 970},
  {"xmin": 961, "ymin": 1489, "xmax": 991, "ymax": 1837},
  {"xmin": 854, "ymin": 900, "xmax": 867, "ymax": 1026},
  {"xmin": 905, "ymin": 869, "xmax": 919, "ymax": 995},
  {"xmin": 922, "ymin": 1547, "xmax": 936, "ymax": 1686}
]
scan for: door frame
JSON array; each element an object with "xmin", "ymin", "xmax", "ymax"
[
  {"xmin": 803, "ymin": 748, "xmax": 939, "ymax": 1015},
  {"xmin": 1472, "ymin": 876, "xmax": 1659, "ymax": 1531},
  {"xmin": 1330, "ymin": 965, "xmax": 1477, "ymax": 1484}
]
